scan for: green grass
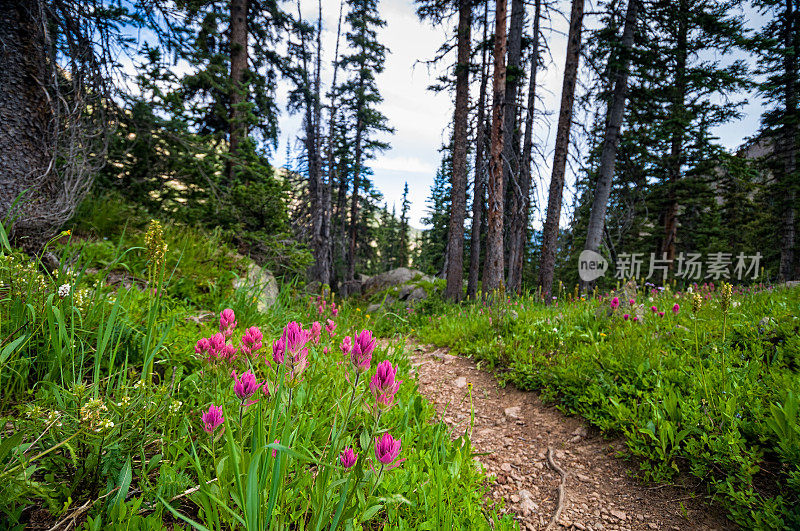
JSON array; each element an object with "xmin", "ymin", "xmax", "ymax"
[
  {"xmin": 407, "ymin": 284, "xmax": 800, "ymax": 529},
  {"xmin": 0, "ymin": 218, "xmax": 516, "ymax": 530}
]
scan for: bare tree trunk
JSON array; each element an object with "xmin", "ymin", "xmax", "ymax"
[
  {"xmin": 660, "ymin": 0, "xmax": 687, "ymax": 266},
  {"xmin": 482, "ymin": 0, "xmax": 509, "ymax": 294},
  {"xmin": 503, "ymin": 0, "xmax": 525, "ymax": 284},
  {"xmin": 346, "ymin": 115, "xmax": 364, "ymax": 287},
  {"xmin": 467, "ymin": 2, "xmax": 491, "ymax": 299},
  {"xmin": 327, "ymin": 0, "xmax": 345, "ymax": 288},
  {"xmin": 580, "ymin": 0, "xmax": 638, "ymax": 290},
  {"xmin": 507, "ymin": 0, "xmax": 541, "ymax": 293},
  {"xmin": 227, "ymin": 0, "xmax": 249, "ymax": 182},
  {"xmin": 305, "ymin": 0, "xmax": 329, "ymax": 286},
  {"xmin": 780, "ymin": 0, "xmax": 798, "ymax": 281},
  {"xmin": 538, "ymin": 0, "xmax": 584, "ymax": 299},
  {"xmin": 445, "ymin": 0, "xmax": 472, "ymax": 302}
]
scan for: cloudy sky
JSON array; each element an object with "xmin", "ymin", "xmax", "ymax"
[{"xmin": 273, "ymin": 0, "xmax": 767, "ymax": 229}]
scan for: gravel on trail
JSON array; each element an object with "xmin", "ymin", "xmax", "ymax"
[{"xmin": 405, "ymin": 342, "xmax": 734, "ymax": 531}]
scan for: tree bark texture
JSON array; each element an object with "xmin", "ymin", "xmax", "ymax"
[
  {"xmin": 482, "ymin": 0, "xmax": 508, "ymax": 294},
  {"xmin": 445, "ymin": 0, "xmax": 472, "ymax": 301},
  {"xmin": 538, "ymin": 0, "xmax": 585, "ymax": 298},
  {"xmin": 581, "ymin": 0, "xmax": 638, "ymax": 289},
  {"xmin": 507, "ymin": 0, "xmax": 541, "ymax": 293},
  {"xmin": 467, "ymin": 2, "xmax": 491, "ymax": 299},
  {"xmin": 228, "ymin": 0, "xmax": 249, "ymax": 183}
]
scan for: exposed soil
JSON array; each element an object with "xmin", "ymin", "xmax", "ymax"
[{"xmin": 406, "ymin": 342, "xmax": 735, "ymax": 531}]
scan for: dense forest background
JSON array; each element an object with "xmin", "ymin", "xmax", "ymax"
[{"xmin": 1, "ymin": 0, "xmax": 798, "ymax": 298}]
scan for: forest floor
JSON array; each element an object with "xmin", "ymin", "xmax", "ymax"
[{"xmin": 404, "ymin": 341, "xmax": 734, "ymax": 531}]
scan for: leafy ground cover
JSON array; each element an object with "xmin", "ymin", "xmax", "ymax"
[
  {"xmin": 408, "ymin": 283, "xmax": 800, "ymax": 529},
  {"xmin": 0, "ymin": 220, "xmax": 515, "ymax": 530}
]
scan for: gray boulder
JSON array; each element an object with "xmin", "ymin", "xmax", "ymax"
[
  {"xmin": 233, "ymin": 261, "xmax": 278, "ymax": 312},
  {"xmin": 362, "ymin": 267, "xmax": 433, "ymax": 294}
]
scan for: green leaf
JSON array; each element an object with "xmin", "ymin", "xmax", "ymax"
[
  {"xmin": 110, "ymin": 457, "xmax": 132, "ymax": 508},
  {"xmin": 0, "ymin": 334, "xmax": 28, "ymax": 365},
  {"xmin": 362, "ymin": 504, "xmax": 383, "ymax": 521}
]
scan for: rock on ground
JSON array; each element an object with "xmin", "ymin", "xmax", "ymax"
[{"xmin": 233, "ymin": 261, "xmax": 278, "ymax": 312}]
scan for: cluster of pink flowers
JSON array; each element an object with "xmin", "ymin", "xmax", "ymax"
[
  {"xmin": 195, "ymin": 332, "xmax": 238, "ymax": 363},
  {"xmin": 316, "ymin": 296, "xmax": 339, "ymax": 318},
  {"xmin": 195, "ymin": 309, "xmax": 268, "ymax": 363},
  {"xmin": 610, "ymin": 297, "xmax": 620, "ymax": 310}
]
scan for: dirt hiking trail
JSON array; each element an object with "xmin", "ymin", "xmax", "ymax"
[{"xmin": 406, "ymin": 342, "xmax": 733, "ymax": 531}]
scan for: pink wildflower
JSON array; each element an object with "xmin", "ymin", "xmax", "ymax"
[
  {"xmin": 623, "ymin": 314, "xmax": 630, "ymax": 320},
  {"xmin": 272, "ymin": 439, "xmax": 280, "ymax": 458},
  {"xmin": 340, "ymin": 336, "xmax": 352, "ymax": 356},
  {"xmin": 310, "ymin": 321, "xmax": 322, "ymax": 344},
  {"xmin": 610, "ymin": 297, "xmax": 620, "ymax": 309},
  {"xmin": 326, "ymin": 319, "xmax": 337, "ymax": 338},
  {"xmin": 629, "ymin": 299, "xmax": 635, "ymax": 305},
  {"xmin": 201, "ymin": 405, "xmax": 224, "ymax": 434},
  {"xmin": 370, "ymin": 360, "xmax": 402, "ymax": 410},
  {"xmin": 374, "ymin": 432, "xmax": 403, "ymax": 469},
  {"xmin": 633, "ymin": 316, "xmax": 639, "ymax": 322},
  {"xmin": 219, "ymin": 308, "xmax": 237, "ymax": 338},
  {"xmin": 350, "ymin": 330, "xmax": 375, "ymax": 373},
  {"xmin": 651, "ymin": 306, "xmax": 658, "ymax": 313},
  {"xmin": 340, "ymin": 447, "xmax": 357, "ymax": 469},
  {"xmin": 241, "ymin": 326, "xmax": 263, "ymax": 356},
  {"xmin": 272, "ymin": 340, "xmax": 285, "ymax": 365},
  {"xmin": 231, "ymin": 370, "xmax": 262, "ymax": 401},
  {"xmin": 672, "ymin": 303, "xmax": 680, "ymax": 314},
  {"xmin": 658, "ymin": 311, "xmax": 665, "ymax": 318}
]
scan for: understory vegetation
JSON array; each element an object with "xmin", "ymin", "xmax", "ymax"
[
  {"xmin": 0, "ymin": 213, "xmax": 515, "ymax": 530},
  {"xmin": 406, "ymin": 283, "xmax": 800, "ymax": 529}
]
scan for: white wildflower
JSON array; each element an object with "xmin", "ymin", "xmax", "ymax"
[{"xmin": 58, "ymin": 283, "xmax": 71, "ymax": 299}]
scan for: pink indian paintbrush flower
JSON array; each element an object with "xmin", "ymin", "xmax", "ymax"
[
  {"xmin": 633, "ymin": 316, "xmax": 639, "ymax": 322},
  {"xmin": 623, "ymin": 314, "xmax": 630, "ymax": 320},
  {"xmin": 280, "ymin": 321, "xmax": 309, "ymax": 355},
  {"xmin": 326, "ymin": 319, "xmax": 337, "ymax": 338},
  {"xmin": 272, "ymin": 339, "xmax": 285, "ymax": 365},
  {"xmin": 651, "ymin": 306, "xmax": 658, "ymax": 313},
  {"xmin": 374, "ymin": 432, "xmax": 403, "ymax": 469},
  {"xmin": 340, "ymin": 336, "xmax": 352, "ymax": 356},
  {"xmin": 658, "ymin": 311, "xmax": 665, "ymax": 318},
  {"xmin": 629, "ymin": 299, "xmax": 635, "ymax": 306},
  {"xmin": 310, "ymin": 321, "xmax": 322, "ymax": 344},
  {"xmin": 610, "ymin": 297, "xmax": 620, "ymax": 309},
  {"xmin": 370, "ymin": 360, "xmax": 402, "ymax": 410},
  {"xmin": 231, "ymin": 370, "xmax": 262, "ymax": 401},
  {"xmin": 288, "ymin": 348, "xmax": 309, "ymax": 386},
  {"xmin": 340, "ymin": 447, "xmax": 357, "ymax": 469},
  {"xmin": 331, "ymin": 302, "xmax": 339, "ymax": 317},
  {"xmin": 351, "ymin": 330, "xmax": 375, "ymax": 373},
  {"xmin": 201, "ymin": 404, "xmax": 224, "ymax": 434},
  {"xmin": 219, "ymin": 308, "xmax": 237, "ymax": 338},
  {"xmin": 272, "ymin": 438, "xmax": 280, "ymax": 458},
  {"xmin": 196, "ymin": 333, "xmax": 237, "ymax": 363},
  {"xmin": 673, "ymin": 303, "xmax": 680, "ymax": 314},
  {"xmin": 241, "ymin": 326, "xmax": 263, "ymax": 356}
]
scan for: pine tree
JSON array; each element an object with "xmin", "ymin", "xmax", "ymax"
[
  {"xmin": 339, "ymin": 0, "xmax": 393, "ymax": 292},
  {"xmin": 417, "ymin": 154, "xmax": 452, "ymax": 276},
  {"xmin": 398, "ymin": 182, "xmax": 411, "ymax": 267},
  {"xmin": 753, "ymin": 0, "xmax": 800, "ymax": 280}
]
